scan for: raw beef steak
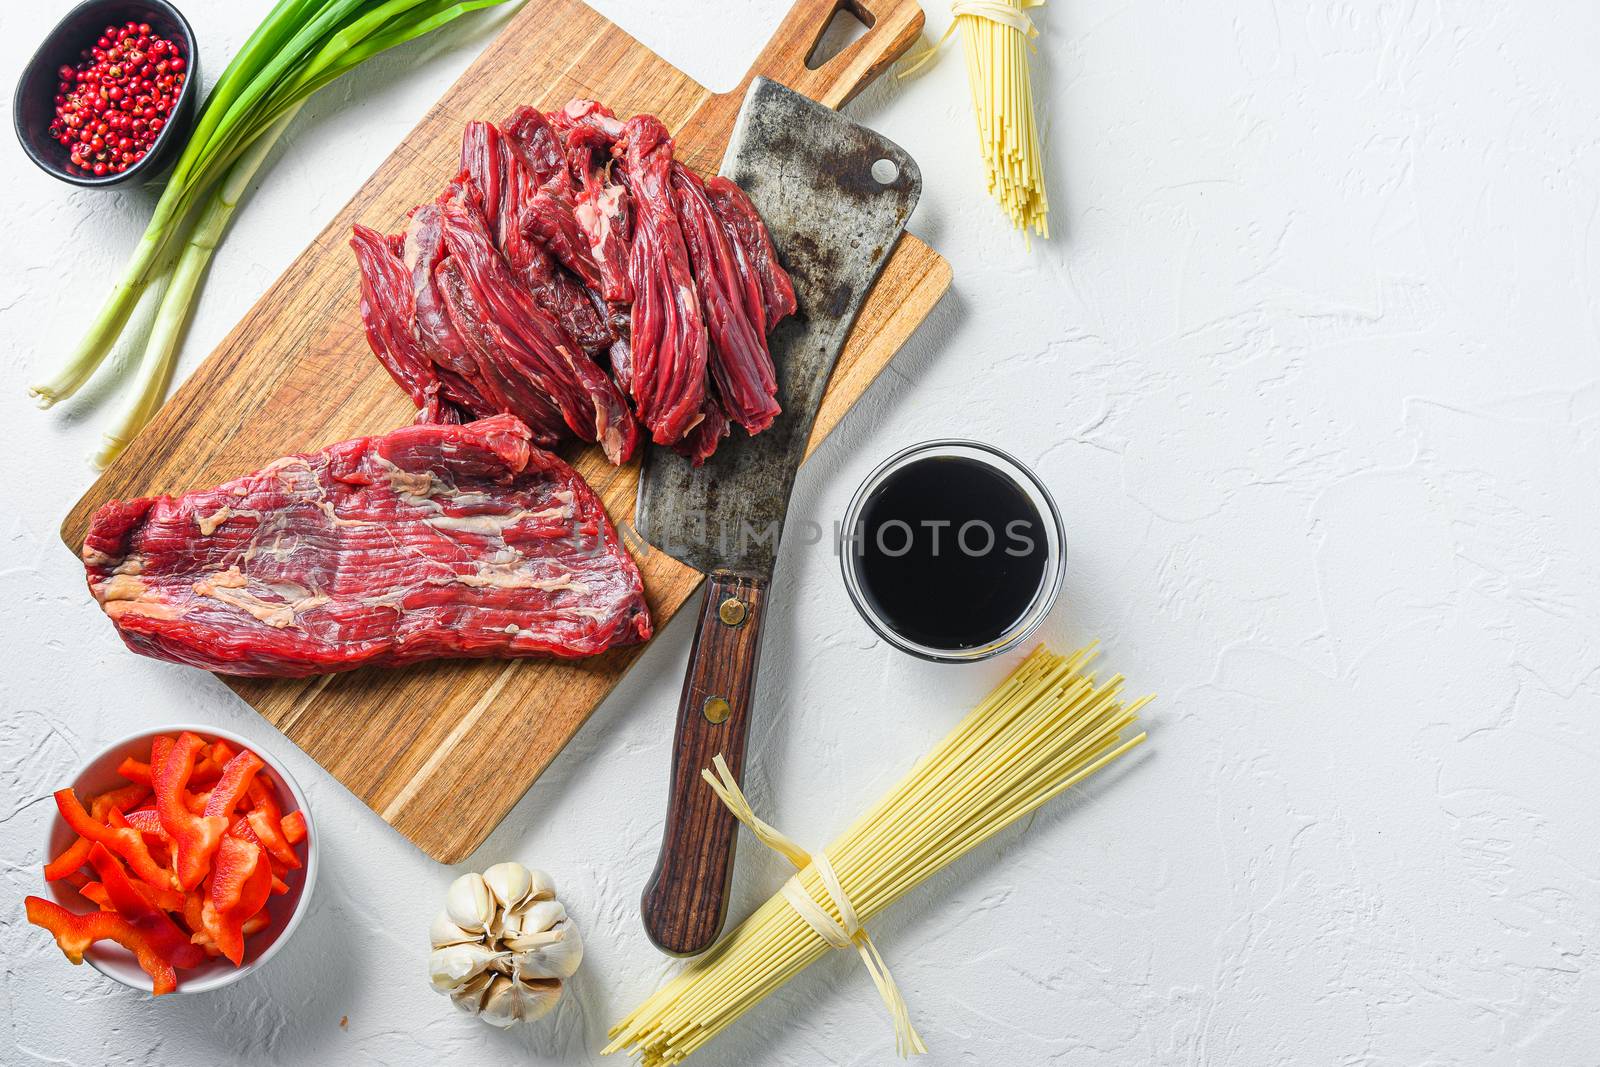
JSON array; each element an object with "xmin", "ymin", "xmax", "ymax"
[{"xmin": 82, "ymin": 415, "xmax": 652, "ymax": 677}]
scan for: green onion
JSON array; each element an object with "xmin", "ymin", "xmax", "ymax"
[
  {"xmin": 93, "ymin": 104, "xmax": 305, "ymax": 468},
  {"xmin": 32, "ymin": 0, "xmax": 511, "ymax": 460}
]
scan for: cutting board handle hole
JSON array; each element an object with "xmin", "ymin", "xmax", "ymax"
[
  {"xmin": 806, "ymin": 2, "xmax": 874, "ymax": 70},
  {"xmin": 871, "ymin": 158, "xmax": 900, "ymax": 185}
]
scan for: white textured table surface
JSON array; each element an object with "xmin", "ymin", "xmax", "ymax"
[{"xmin": 5, "ymin": 2, "xmax": 1599, "ymax": 1063}]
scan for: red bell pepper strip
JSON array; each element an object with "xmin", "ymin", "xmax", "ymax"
[
  {"xmin": 204, "ymin": 750, "xmax": 264, "ymax": 821},
  {"xmin": 191, "ymin": 905, "xmax": 267, "ymax": 947},
  {"xmin": 86, "ymin": 843, "xmax": 205, "ymax": 969},
  {"xmin": 182, "ymin": 891, "xmax": 207, "ymax": 940},
  {"xmin": 25, "ymin": 895, "xmax": 178, "ymax": 995},
  {"xmin": 92, "ymin": 823, "xmax": 187, "ymax": 910},
  {"xmin": 90, "ymin": 781, "xmax": 152, "ymax": 821},
  {"xmin": 241, "ymin": 777, "xmax": 302, "ymax": 867},
  {"xmin": 106, "ymin": 807, "xmax": 172, "ymax": 871},
  {"xmin": 120, "ymin": 808, "xmax": 168, "ymax": 840},
  {"xmin": 247, "ymin": 808, "xmax": 303, "ymax": 869},
  {"xmin": 245, "ymin": 776, "xmax": 281, "ymax": 817},
  {"xmin": 191, "ymin": 758, "xmax": 225, "ymax": 786},
  {"xmin": 116, "ymin": 756, "xmax": 152, "ymax": 784},
  {"xmin": 122, "ymin": 746, "xmax": 226, "ymax": 784},
  {"xmin": 280, "ymin": 810, "xmax": 307, "ymax": 845},
  {"xmin": 153, "ymin": 733, "xmax": 228, "ymax": 892},
  {"xmin": 130, "ymin": 750, "xmax": 224, "ymax": 787},
  {"xmin": 241, "ymin": 852, "xmax": 273, "ymax": 919},
  {"xmin": 211, "ymin": 739, "xmax": 236, "ymax": 764},
  {"xmin": 138, "ymin": 880, "xmax": 186, "ymax": 913},
  {"xmin": 54, "ymin": 788, "xmax": 171, "ymax": 889},
  {"xmin": 79, "ymin": 881, "xmax": 113, "ymax": 909},
  {"xmin": 204, "ymin": 835, "xmax": 271, "ymax": 965},
  {"xmin": 44, "ymin": 836, "xmax": 94, "ymax": 881},
  {"xmin": 225, "ymin": 814, "xmax": 284, "ymax": 878},
  {"xmin": 207, "ymin": 835, "xmax": 261, "ymax": 917},
  {"xmin": 228, "ymin": 815, "xmax": 298, "ymax": 885}
]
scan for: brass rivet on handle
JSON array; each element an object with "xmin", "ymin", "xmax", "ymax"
[
  {"xmin": 703, "ymin": 696, "xmax": 731, "ymax": 724},
  {"xmin": 718, "ymin": 597, "xmax": 747, "ymax": 626}
]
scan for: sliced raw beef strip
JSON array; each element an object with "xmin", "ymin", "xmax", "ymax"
[
  {"xmin": 402, "ymin": 202, "xmax": 548, "ymax": 435},
  {"xmin": 613, "ymin": 115, "xmax": 708, "ymax": 445},
  {"xmin": 608, "ymin": 334, "xmax": 633, "ymax": 391},
  {"xmin": 537, "ymin": 254, "xmax": 614, "ymax": 355},
  {"xmin": 460, "ymin": 122, "xmax": 613, "ymax": 355},
  {"xmin": 672, "ymin": 393, "xmax": 731, "ymax": 467},
  {"xmin": 350, "ymin": 224, "xmax": 460, "ymax": 425},
  {"xmin": 523, "ymin": 182, "xmax": 604, "ymax": 293},
  {"xmin": 82, "ymin": 415, "xmax": 652, "ymax": 678},
  {"xmin": 565, "ymin": 124, "xmax": 632, "ymax": 303},
  {"xmin": 459, "ymin": 121, "xmax": 530, "ymax": 251},
  {"xmin": 706, "ymin": 175, "xmax": 798, "ymax": 331},
  {"xmin": 436, "ymin": 198, "xmax": 641, "ymax": 465},
  {"xmin": 502, "ymin": 105, "xmax": 567, "ymax": 186},
  {"xmin": 551, "ymin": 104, "xmax": 633, "ymax": 303},
  {"xmin": 671, "ymin": 164, "xmax": 780, "ymax": 435},
  {"xmin": 352, "ymin": 183, "xmax": 639, "ymax": 462},
  {"xmin": 356, "ymin": 212, "xmax": 570, "ymax": 441},
  {"xmin": 353, "ymin": 215, "xmax": 552, "ymax": 437},
  {"xmin": 547, "ymin": 98, "xmax": 625, "ymax": 144},
  {"xmin": 404, "ymin": 203, "xmax": 475, "ymax": 386}
]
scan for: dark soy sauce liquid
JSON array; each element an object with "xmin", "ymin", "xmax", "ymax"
[{"xmin": 854, "ymin": 456, "xmax": 1049, "ymax": 650}]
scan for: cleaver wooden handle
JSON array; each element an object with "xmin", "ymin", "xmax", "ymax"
[
  {"xmin": 640, "ymin": 571, "xmax": 770, "ymax": 956},
  {"xmin": 738, "ymin": 0, "xmax": 927, "ymax": 109}
]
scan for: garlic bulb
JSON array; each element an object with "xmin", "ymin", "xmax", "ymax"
[{"xmin": 428, "ymin": 862, "xmax": 582, "ymax": 1027}]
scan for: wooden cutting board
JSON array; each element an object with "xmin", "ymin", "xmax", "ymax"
[{"xmin": 62, "ymin": 0, "xmax": 950, "ymax": 862}]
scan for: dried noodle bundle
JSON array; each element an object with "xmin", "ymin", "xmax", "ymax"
[
  {"xmin": 605, "ymin": 644, "xmax": 1148, "ymax": 1063},
  {"xmin": 906, "ymin": 1, "xmax": 1050, "ymax": 238}
]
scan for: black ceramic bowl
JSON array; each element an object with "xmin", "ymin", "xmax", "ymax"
[{"xmin": 13, "ymin": 0, "xmax": 198, "ymax": 188}]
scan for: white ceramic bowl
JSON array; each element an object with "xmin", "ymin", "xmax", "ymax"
[{"xmin": 41, "ymin": 723, "xmax": 319, "ymax": 995}]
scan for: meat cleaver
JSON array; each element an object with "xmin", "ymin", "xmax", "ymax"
[{"xmin": 635, "ymin": 77, "xmax": 922, "ymax": 956}]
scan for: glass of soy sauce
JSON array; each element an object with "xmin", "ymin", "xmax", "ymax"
[{"xmin": 839, "ymin": 440, "xmax": 1066, "ymax": 662}]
